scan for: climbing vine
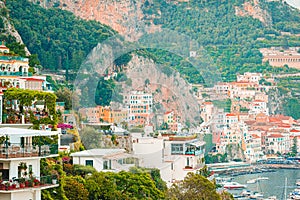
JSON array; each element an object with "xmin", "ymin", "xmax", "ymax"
[{"xmin": 4, "ymin": 88, "xmax": 58, "ymax": 129}]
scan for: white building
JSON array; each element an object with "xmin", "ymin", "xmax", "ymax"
[
  {"xmin": 237, "ymin": 72, "xmax": 262, "ymax": 84},
  {"xmin": 249, "ymin": 100, "xmax": 269, "ymax": 115},
  {"xmin": 132, "ymin": 134, "xmax": 205, "ymax": 186},
  {"xmin": 0, "ymin": 127, "xmax": 59, "ymax": 200},
  {"xmin": 71, "ymin": 149, "xmax": 139, "ymax": 172},
  {"xmin": 245, "ymin": 134, "xmax": 263, "ymax": 163}
]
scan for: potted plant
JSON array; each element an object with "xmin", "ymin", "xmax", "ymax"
[
  {"xmin": 51, "ymin": 170, "xmax": 59, "ymax": 184},
  {"xmin": 18, "ymin": 178, "xmax": 25, "ymax": 188},
  {"xmin": 29, "ymin": 169, "xmax": 33, "ymax": 178},
  {"xmin": 19, "ymin": 162, "xmax": 27, "ymax": 170},
  {"xmin": 33, "ymin": 178, "xmax": 40, "ymax": 186},
  {"xmin": 52, "ymin": 177, "xmax": 57, "ymax": 184},
  {"xmin": 25, "ymin": 180, "xmax": 29, "ymax": 187},
  {"xmin": 5, "ymin": 181, "xmax": 10, "ymax": 190}
]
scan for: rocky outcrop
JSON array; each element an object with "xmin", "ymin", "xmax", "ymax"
[
  {"xmin": 30, "ymin": 0, "xmax": 160, "ymax": 40},
  {"xmin": 235, "ymin": 0, "xmax": 272, "ymax": 26},
  {"xmin": 0, "ymin": 1, "xmax": 30, "ymax": 55},
  {"xmin": 123, "ymin": 54, "xmax": 201, "ymax": 127}
]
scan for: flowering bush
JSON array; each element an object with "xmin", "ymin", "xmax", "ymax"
[
  {"xmin": 57, "ymin": 123, "xmax": 73, "ymax": 129},
  {"xmin": 33, "ymin": 178, "xmax": 40, "ymax": 186}
]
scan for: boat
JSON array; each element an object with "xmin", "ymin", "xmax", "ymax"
[
  {"xmin": 223, "ymin": 182, "xmax": 247, "ymax": 189},
  {"xmin": 250, "ymin": 191, "xmax": 264, "ymax": 199},
  {"xmin": 289, "ymin": 190, "xmax": 300, "ymax": 200},
  {"xmin": 247, "ymin": 178, "xmax": 257, "ymax": 184},
  {"xmin": 257, "ymin": 177, "xmax": 269, "ymax": 181},
  {"xmin": 265, "ymin": 196, "xmax": 277, "ymax": 200},
  {"xmin": 215, "ymin": 177, "xmax": 233, "ymax": 185},
  {"xmin": 296, "ymin": 179, "xmax": 300, "ymax": 186},
  {"xmin": 246, "ymin": 176, "xmax": 269, "ymax": 184}
]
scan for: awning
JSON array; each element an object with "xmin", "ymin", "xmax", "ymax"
[
  {"xmin": 0, "ymin": 127, "xmax": 59, "ymax": 137},
  {"xmin": 188, "ymin": 141, "xmax": 205, "ymax": 147}
]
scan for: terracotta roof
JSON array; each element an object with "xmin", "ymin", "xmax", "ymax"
[
  {"xmin": 164, "ymin": 111, "xmax": 173, "ymax": 115},
  {"xmin": 278, "ymin": 123, "xmax": 291, "ymax": 128},
  {"xmin": 270, "ymin": 114, "xmax": 291, "ymax": 120},
  {"xmin": 22, "ymin": 78, "xmax": 44, "ymax": 82},
  {"xmin": 268, "ymin": 134, "xmax": 283, "ymax": 138},
  {"xmin": 203, "ymin": 101, "xmax": 213, "ymax": 105},
  {"xmin": 245, "ymin": 120, "xmax": 256, "ymax": 125},
  {"xmin": 253, "ymin": 100, "xmax": 265, "ymax": 102},
  {"xmin": 252, "ymin": 134, "xmax": 260, "ymax": 139},
  {"xmin": 226, "ymin": 113, "xmax": 236, "ymax": 117},
  {"xmin": 290, "ymin": 129, "xmax": 300, "ymax": 133}
]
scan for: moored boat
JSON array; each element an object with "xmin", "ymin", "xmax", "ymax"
[{"xmin": 223, "ymin": 182, "xmax": 247, "ymax": 189}]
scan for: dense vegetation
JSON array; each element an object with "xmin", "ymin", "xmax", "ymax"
[
  {"xmin": 141, "ymin": 0, "xmax": 300, "ymax": 81},
  {"xmin": 41, "ymin": 153, "xmax": 232, "ymax": 200},
  {"xmin": 277, "ymin": 76, "xmax": 300, "ymax": 119},
  {"xmin": 5, "ymin": 0, "xmax": 300, "ymax": 114},
  {"xmin": 7, "ymin": 0, "xmax": 115, "ymax": 73}
]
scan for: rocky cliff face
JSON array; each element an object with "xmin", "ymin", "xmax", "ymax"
[
  {"xmin": 30, "ymin": 0, "xmax": 160, "ymax": 40},
  {"xmin": 124, "ymin": 54, "xmax": 201, "ymax": 127},
  {"xmin": 235, "ymin": 0, "xmax": 272, "ymax": 26},
  {"xmin": 0, "ymin": 1, "xmax": 30, "ymax": 55}
]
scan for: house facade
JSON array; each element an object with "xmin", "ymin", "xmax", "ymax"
[{"xmin": 0, "ymin": 127, "xmax": 59, "ymax": 200}]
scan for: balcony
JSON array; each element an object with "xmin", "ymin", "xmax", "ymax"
[
  {"xmin": 0, "ymin": 127, "xmax": 59, "ymax": 159},
  {"xmin": 0, "ymin": 71, "xmax": 32, "ymax": 77},
  {"xmin": 0, "ymin": 143, "xmax": 58, "ymax": 159},
  {"xmin": 0, "ymin": 175, "xmax": 59, "ymax": 192}
]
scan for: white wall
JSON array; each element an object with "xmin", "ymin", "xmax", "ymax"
[
  {"xmin": 132, "ymin": 137, "xmax": 164, "ymax": 155},
  {"xmin": 11, "ymin": 190, "xmax": 41, "ymax": 200},
  {"xmin": 9, "ymin": 159, "xmax": 40, "ymax": 180},
  {"xmin": 73, "ymin": 156, "xmax": 104, "ymax": 171}
]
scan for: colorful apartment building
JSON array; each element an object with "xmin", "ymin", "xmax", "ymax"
[
  {"xmin": 163, "ymin": 110, "xmax": 182, "ymax": 133},
  {"xmin": 123, "ymin": 91, "xmax": 152, "ymax": 125},
  {"xmin": 79, "ymin": 106, "xmax": 128, "ymax": 124}
]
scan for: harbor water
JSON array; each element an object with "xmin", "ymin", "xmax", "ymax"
[{"xmin": 225, "ymin": 169, "xmax": 300, "ymax": 199}]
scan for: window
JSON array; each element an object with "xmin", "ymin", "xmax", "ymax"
[
  {"xmin": 171, "ymin": 144, "xmax": 184, "ymax": 155},
  {"xmin": 103, "ymin": 160, "xmax": 111, "ymax": 169},
  {"xmin": 86, "ymin": 160, "xmax": 93, "ymax": 167}
]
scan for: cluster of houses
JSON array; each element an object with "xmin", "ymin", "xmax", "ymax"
[
  {"xmin": 1, "ymin": 40, "xmax": 300, "ymax": 199},
  {"xmin": 70, "ymin": 132, "xmax": 206, "ymax": 187},
  {"xmin": 79, "ymin": 90, "xmax": 183, "ymax": 132},
  {"xmin": 0, "ymin": 42, "xmax": 52, "ymax": 92},
  {"xmin": 200, "ymin": 72, "xmax": 300, "ymax": 162}
]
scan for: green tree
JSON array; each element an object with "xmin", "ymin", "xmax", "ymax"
[
  {"xmin": 167, "ymin": 172, "xmax": 225, "ymax": 200},
  {"xmin": 79, "ymin": 126, "xmax": 103, "ymax": 149},
  {"xmin": 63, "ymin": 176, "xmax": 89, "ymax": 200},
  {"xmin": 86, "ymin": 171, "xmax": 165, "ymax": 200},
  {"xmin": 94, "ymin": 78, "xmax": 115, "ymax": 106},
  {"xmin": 73, "ymin": 164, "xmax": 97, "ymax": 177},
  {"xmin": 55, "ymin": 87, "xmax": 79, "ymax": 110}
]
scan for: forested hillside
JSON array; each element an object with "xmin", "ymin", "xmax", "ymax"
[
  {"xmin": 141, "ymin": 0, "xmax": 300, "ymax": 81},
  {"xmin": 7, "ymin": 0, "xmax": 300, "ymax": 82},
  {"xmin": 7, "ymin": 0, "xmax": 116, "ymax": 72}
]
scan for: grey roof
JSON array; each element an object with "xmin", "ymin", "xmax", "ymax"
[{"xmin": 70, "ymin": 148, "xmax": 125, "ymax": 157}]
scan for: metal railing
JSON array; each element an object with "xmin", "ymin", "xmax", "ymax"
[{"xmin": 0, "ymin": 143, "xmax": 58, "ymax": 158}]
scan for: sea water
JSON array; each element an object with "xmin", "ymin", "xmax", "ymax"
[{"xmin": 225, "ymin": 169, "xmax": 300, "ymax": 199}]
